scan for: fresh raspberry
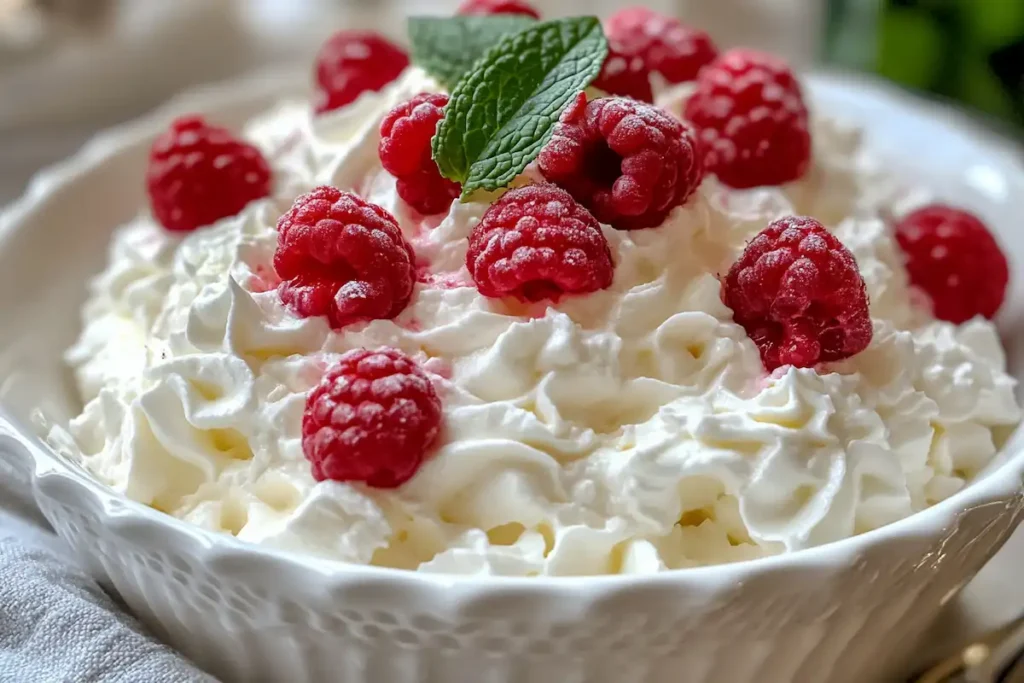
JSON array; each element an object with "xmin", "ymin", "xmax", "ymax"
[
  {"xmin": 146, "ymin": 116, "xmax": 271, "ymax": 233},
  {"xmin": 683, "ymin": 48, "xmax": 811, "ymax": 189},
  {"xmin": 303, "ymin": 347, "xmax": 442, "ymax": 488},
  {"xmin": 314, "ymin": 31, "xmax": 409, "ymax": 115},
  {"xmin": 722, "ymin": 216, "xmax": 872, "ymax": 371},
  {"xmin": 894, "ymin": 205, "xmax": 1008, "ymax": 323},
  {"xmin": 593, "ymin": 46, "xmax": 654, "ymax": 103},
  {"xmin": 538, "ymin": 95, "xmax": 704, "ymax": 230},
  {"xmin": 379, "ymin": 93, "xmax": 461, "ymax": 215},
  {"xmin": 605, "ymin": 7, "xmax": 717, "ymax": 84},
  {"xmin": 466, "ymin": 184, "xmax": 613, "ymax": 301},
  {"xmin": 274, "ymin": 186, "xmax": 416, "ymax": 329},
  {"xmin": 456, "ymin": 0, "xmax": 539, "ymax": 18}
]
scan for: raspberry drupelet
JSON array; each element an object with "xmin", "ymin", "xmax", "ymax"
[
  {"xmin": 605, "ymin": 6, "xmax": 717, "ymax": 84},
  {"xmin": 314, "ymin": 31, "xmax": 409, "ymax": 115},
  {"xmin": 466, "ymin": 183, "xmax": 614, "ymax": 302},
  {"xmin": 146, "ymin": 116, "xmax": 272, "ymax": 233},
  {"xmin": 722, "ymin": 216, "xmax": 872, "ymax": 371},
  {"xmin": 456, "ymin": 0, "xmax": 540, "ymax": 18},
  {"xmin": 302, "ymin": 347, "xmax": 442, "ymax": 488},
  {"xmin": 538, "ymin": 94, "xmax": 704, "ymax": 230},
  {"xmin": 274, "ymin": 186, "xmax": 416, "ymax": 329},
  {"xmin": 594, "ymin": 46, "xmax": 654, "ymax": 103},
  {"xmin": 683, "ymin": 48, "xmax": 811, "ymax": 190},
  {"xmin": 379, "ymin": 93, "xmax": 461, "ymax": 215},
  {"xmin": 894, "ymin": 205, "xmax": 1009, "ymax": 324}
]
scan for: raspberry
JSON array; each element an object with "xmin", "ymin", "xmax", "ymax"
[
  {"xmin": 274, "ymin": 186, "xmax": 416, "ymax": 329},
  {"xmin": 593, "ymin": 46, "xmax": 654, "ymax": 103},
  {"xmin": 466, "ymin": 183, "xmax": 613, "ymax": 301},
  {"xmin": 146, "ymin": 116, "xmax": 271, "ymax": 233},
  {"xmin": 538, "ymin": 95, "xmax": 704, "ymax": 230},
  {"xmin": 456, "ymin": 0, "xmax": 539, "ymax": 18},
  {"xmin": 722, "ymin": 216, "xmax": 872, "ymax": 371},
  {"xmin": 683, "ymin": 48, "xmax": 811, "ymax": 189},
  {"xmin": 894, "ymin": 205, "xmax": 1008, "ymax": 323},
  {"xmin": 314, "ymin": 31, "xmax": 409, "ymax": 115},
  {"xmin": 379, "ymin": 93, "xmax": 461, "ymax": 215},
  {"xmin": 303, "ymin": 347, "xmax": 442, "ymax": 488},
  {"xmin": 605, "ymin": 7, "xmax": 717, "ymax": 84}
]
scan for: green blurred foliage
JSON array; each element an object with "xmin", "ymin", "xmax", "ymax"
[
  {"xmin": 966, "ymin": 0, "xmax": 1024, "ymax": 43},
  {"xmin": 840, "ymin": 0, "xmax": 1024, "ymax": 127},
  {"xmin": 878, "ymin": 9, "xmax": 943, "ymax": 89}
]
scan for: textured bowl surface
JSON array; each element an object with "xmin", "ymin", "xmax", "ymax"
[{"xmin": 1, "ymin": 69, "xmax": 1023, "ymax": 683}]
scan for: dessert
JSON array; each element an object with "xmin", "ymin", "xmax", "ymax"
[
  {"xmin": 378, "ymin": 92, "xmax": 461, "ymax": 215},
  {"xmin": 721, "ymin": 216, "xmax": 872, "ymax": 371},
  {"xmin": 537, "ymin": 94, "xmax": 703, "ymax": 230},
  {"xmin": 683, "ymin": 48, "xmax": 812, "ymax": 189},
  {"xmin": 593, "ymin": 45, "xmax": 655, "ymax": 103},
  {"xmin": 314, "ymin": 31, "xmax": 410, "ymax": 114},
  {"xmin": 894, "ymin": 205, "xmax": 1010, "ymax": 324},
  {"xmin": 48, "ymin": 9, "xmax": 1020, "ymax": 577},
  {"xmin": 457, "ymin": 0, "xmax": 541, "ymax": 19},
  {"xmin": 465, "ymin": 183, "xmax": 614, "ymax": 301},
  {"xmin": 604, "ymin": 6, "xmax": 718, "ymax": 84},
  {"xmin": 146, "ymin": 116, "xmax": 272, "ymax": 233}
]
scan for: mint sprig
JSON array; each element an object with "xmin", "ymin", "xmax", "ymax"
[
  {"xmin": 408, "ymin": 15, "xmax": 538, "ymax": 89},
  {"xmin": 430, "ymin": 17, "xmax": 608, "ymax": 198}
]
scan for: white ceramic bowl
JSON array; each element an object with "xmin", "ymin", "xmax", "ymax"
[{"xmin": 1, "ymin": 69, "xmax": 1023, "ymax": 683}]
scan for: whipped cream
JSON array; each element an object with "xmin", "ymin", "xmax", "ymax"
[{"xmin": 51, "ymin": 69, "xmax": 1021, "ymax": 576}]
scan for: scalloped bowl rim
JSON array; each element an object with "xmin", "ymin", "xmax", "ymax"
[{"xmin": 1, "ymin": 66, "xmax": 1022, "ymax": 593}]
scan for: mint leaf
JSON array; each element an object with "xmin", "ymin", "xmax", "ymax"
[
  {"xmin": 431, "ymin": 17, "xmax": 608, "ymax": 197},
  {"xmin": 408, "ymin": 15, "xmax": 537, "ymax": 89}
]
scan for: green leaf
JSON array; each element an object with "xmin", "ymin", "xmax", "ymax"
[
  {"xmin": 431, "ymin": 17, "xmax": 608, "ymax": 197},
  {"xmin": 408, "ymin": 15, "xmax": 538, "ymax": 89}
]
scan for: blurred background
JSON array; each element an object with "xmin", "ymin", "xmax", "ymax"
[{"xmin": 1, "ymin": 0, "xmax": 1022, "ymax": 204}]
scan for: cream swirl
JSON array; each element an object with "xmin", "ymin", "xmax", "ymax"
[{"xmin": 52, "ymin": 68, "xmax": 1021, "ymax": 576}]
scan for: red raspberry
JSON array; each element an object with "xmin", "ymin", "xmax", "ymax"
[
  {"xmin": 593, "ymin": 46, "xmax": 654, "ymax": 103},
  {"xmin": 274, "ymin": 186, "xmax": 416, "ymax": 329},
  {"xmin": 146, "ymin": 116, "xmax": 271, "ymax": 233},
  {"xmin": 466, "ymin": 184, "xmax": 613, "ymax": 301},
  {"xmin": 456, "ymin": 0, "xmax": 539, "ymax": 18},
  {"xmin": 303, "ymin": 347, "xmax": 442, "ymax": 488},
  {"xmin": 379, "ymin": 93, "xmax": 461, "ymax": 215},
  {"xmin": 683, "ymin": 48, "xmax": 811, "ymax": 189},
  {"xmin": 605, "ymin": 7, "xmax": 717, "ymax": 84},
  {"xmin": 722, "ymin": 216, "xmax": 872, "ymax": 371},
  {"xmin": 314, "ymin": 31, "xmax": 409, "ymax": 115},
  {"xmin": 894, "ymin": 205, "xmax": 1008, "ymax": 323},
  {"xmin": 538, "ymin": 95, "xmax": 704, "ymax": 230}
]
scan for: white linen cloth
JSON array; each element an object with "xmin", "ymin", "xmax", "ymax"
[{"xmin": 0, "ymin": 472, "xmax": 214, "ymax": 682}]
